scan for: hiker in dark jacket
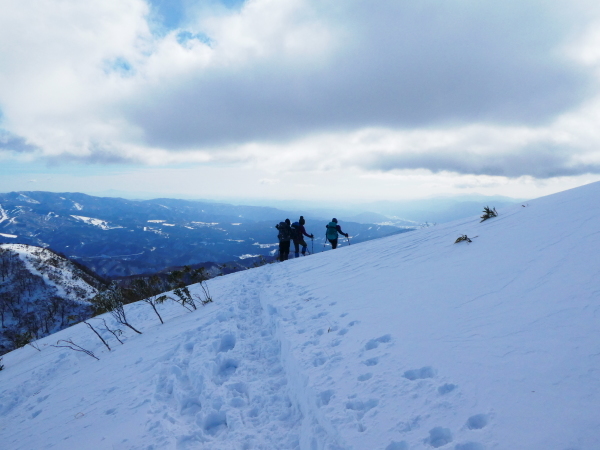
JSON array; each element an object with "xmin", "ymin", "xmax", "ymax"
[
  {"xmin": 275, "ymin": 218, "xmax": 292, "ymax": 261},
  {"xmin": 291, "ymin": 215, "xmax": 314, "ymax": 257},
  {"xmin": 325, "ymin": 218, "xmax": 348, "ymax": 249}
]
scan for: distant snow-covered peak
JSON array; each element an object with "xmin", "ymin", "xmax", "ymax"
[
  {"xmin": 70, "ymin": 215, "xmax": 123, "ymax": 230},
  {"xmin": 0, "ymin": 204, "xmax": 8, "ymax": 223},
  {"xmin": 17, "ymin": 193, "xmax": 40, "ymax": 204}
]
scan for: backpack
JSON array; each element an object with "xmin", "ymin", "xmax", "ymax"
[
  {"xmin": 277, "ymin": 222, "xmax": 292, "ymax": 241},
  {"xmin": 290, "ymin": 222, "xmax": 300, "ymax": 241},
  {"xmin": 326, "ymin": 222, "xmax": 339, "ymax": 240}
]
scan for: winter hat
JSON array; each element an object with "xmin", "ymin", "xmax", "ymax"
[
  {"xmin": 332, "ymin": 218, "xmax": 338, "ymax": 223},
  {"xmin": 299, "ymin": 216, "xmax": 305, "ymax": 225},
  {"xmin": 285, "ymin": 218, "xmax": 291, "ymax": 225}
]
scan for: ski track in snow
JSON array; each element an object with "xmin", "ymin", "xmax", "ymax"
[
  {"xmin": 260, "ymin": 263, "xmax": 487, "ymax": 450},
  {"xmin": 145, "ymin": 271, "xmax": 304, "ymax": 449}
]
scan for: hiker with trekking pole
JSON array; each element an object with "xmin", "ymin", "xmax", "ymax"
[
  {"xmin": 291, "ymin": 216, "xmax": 314, "ymax": 257},
  {"xmin": 325, "ymin": 218, "xmax": 349, "ymax": 250}
]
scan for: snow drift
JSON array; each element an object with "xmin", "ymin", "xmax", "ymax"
[{"xmin": 1, "ymin": 182, "xmax": 600, "ymax": 449}]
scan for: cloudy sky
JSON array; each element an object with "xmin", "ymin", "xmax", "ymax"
[{"xmin": 2, "ymin": 0, "xmax": 600, "ymax": 203}]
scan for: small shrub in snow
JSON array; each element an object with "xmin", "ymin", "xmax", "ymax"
[
  {"xmin": 168, "ymin": 266, "xmax": 213, "ymax": 310},
  {"xmin": 128, "ymin": 276, "xmax": 168, "ymax": 324},
  {"xmin": 84, "ymin": 321, "xmax": 111, "ymax": 351},
  {"xmin": 97, "ymin": 318, "xmax": 124, "ymax": 344},
  {"xmin": 454, "ymin": 235, "xmax": 472, "ymax": 244},
  {"xmin": 91, "ymin": 283, "xmax": 142, "ymax": 335},
  {"xmin": 480, "ymin": 206, "xmax": 498, "ymax": 222},
  {"xmin": 196, "ymin": 278, "xmax": 213, "ymax": 306},
  {"xmin": 168, "ymin": 268, "xmax": 197, "ymax": 311}
]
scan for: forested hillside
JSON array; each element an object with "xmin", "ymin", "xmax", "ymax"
[{"xmin": 0, "ymin": 244, "xmax": 107, "ymax": 354}]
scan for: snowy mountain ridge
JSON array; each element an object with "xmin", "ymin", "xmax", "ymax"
[
  {"xmin": 1, "ymin": 182, "xmax": 600, "ymax": 449},
  {"xmin": 0, "ymin": 244, "xmax": 106, "ymax": 354}
]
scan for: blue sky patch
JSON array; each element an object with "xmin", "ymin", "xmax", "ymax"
[
  {"xmin": 177, "ymin": 31, "xmax": 213, "ymax": 47},
  {"xmin": 147, "ymin": 0, "xmax": 246, "ymax": 32},
  {"xmin": 103, "ymin": 57, "xmax": 135, "ymax": 76}
]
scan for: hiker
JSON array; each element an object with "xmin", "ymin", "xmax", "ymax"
[
  {"xmin": 275, "ymin": 219, "xmax": 292, "ymax": 261},
  {"xmin": 291, "ymin": 216, "xmax": 314, "ymax": 257},
  {"xmin": 326, "ymin": 218, "xmax": 348, "ymax": 249}
]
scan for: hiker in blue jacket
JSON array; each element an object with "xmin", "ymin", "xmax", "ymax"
[
  {"xmin": 291, "ymin": 216, "xmax": 314, "ymax": 257},
  {"xmin": 326, "ymin": 218, "xmax": 348, "ymax": 249}
]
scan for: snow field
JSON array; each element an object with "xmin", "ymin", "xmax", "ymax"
[{"xmin": 1, "ymin": 182, "xmax": 600, "ymax": 449}]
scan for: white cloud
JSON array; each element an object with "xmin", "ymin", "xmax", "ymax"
[
  {"xmin": 1, "ymin": 0, "xmax": 600, "ymax": 191},
  {"xmin": 258, "ymin": 178, "xmax": 281, "ymax": 185}
]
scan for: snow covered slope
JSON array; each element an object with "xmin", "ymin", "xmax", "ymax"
[
  {"xmin": 1, "ymin": 183, "xmax": 600, "ymax": 449},
  {"xmin": 0, "ymin": 244, "xmax": 106, "ymax": 354}
]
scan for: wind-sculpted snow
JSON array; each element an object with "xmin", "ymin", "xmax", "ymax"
[{"xmin": 2, "ymin": 182, "xmax": 600, "ymax": 448}]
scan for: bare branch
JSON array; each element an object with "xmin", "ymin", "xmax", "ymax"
[
  {"xmin": 51, "ymin": 339, "xmax": 99, "ymax": 360},
  {"xmin": 84, "ymin": 321, "xmax": 111, "ymax": 351}
]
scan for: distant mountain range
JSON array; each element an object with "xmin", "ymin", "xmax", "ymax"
[{"xmin": 0, "ymin": 191, "xmax": 411, "ymax": 277}]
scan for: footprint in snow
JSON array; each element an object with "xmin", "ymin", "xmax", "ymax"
[
  {"xmin": 214, "ymin": 358, "xmax": 239, "ymax": 384},
  {"xmin": 201, "ymin": 411, "xmax": 227, "ymax": 436},
  {"xmin": 466, "ymin": 414, "xmax": 489, "ymax": 430},
  {"xmin": 311, "ymin": 311, "xmax": 328, "ymax": 319},
  {"xmin": 364, "ymin": 334, "xmax": 392, "ymax": 351},
  {"xmin": 403, "ymin": 366, "xmax": 436, "ymax": 380},
  {"xmin": 312, "ymin": 353, "xmax": 328, "ymax": 367},
  {"xmin": 455, "ymin": 443, "xmax": 485, "ymax": 450},
  {"xmin": 438, "ymin": 383, "xmax": 457, "ymax": 395},
  {"xmin": 318, "ymin": 390, "xmax": 334, "ymax": 406},
  {"xmin": 345, "ymin": 398, "xmax": 379, "ymax": 420},
  {"xmin": 216, "ymin": 333, "xmax": 236, "ymax": 353},
  {"xmin": 425, "ymin": 426, "xmax": 452, "ymax": 448},
  {"xmin": 386, "ymin": 442, "xmax": 408, "ymax": 450}
]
